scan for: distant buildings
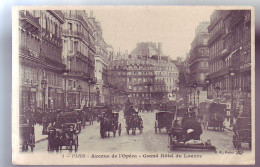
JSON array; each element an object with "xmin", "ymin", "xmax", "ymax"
[{"xmin": 109, "ymin": 42, "xmax": 179, "ymax": 105}]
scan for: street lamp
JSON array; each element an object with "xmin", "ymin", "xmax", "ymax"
[
  {"xmin": 96, "ymin": 86, "xmax": 100, "ymax": 105},
  {"xmin": 63, "ymin": 71, "xmax": 68, "ymax": 110},
  {"xmin": 41, "ymin": 77, "xmax": 47, "ymax": 134},
  {"xmin": 41, "ymin": 78, "xmax": 47, "ymax": 112},
  {"xmin": 193, "ymin": 82, "xmax": 197, "ymax": 107},
  {"xmin": 205, "ymin": 78, "xmax": 210, "ymax": 99},
  {"xmin": 215, "ymin": 85, "xmax": 220, "ymax": 100},
  {"xmin": 197, "ymin": 89, "xmax": 200, "ymax": 114},
  {"xmin": 230, "ymin": 68, "xmax": 236, "ymax": 127},
  {"xmin": 88, "ymin": 78, "xmax": 92, "ymax": 107},
  {"xmin": 147, "ymin": 81, "xmax": 152, "ymax": 105},
  {"xmin": 78, "ymin": 85, "xmax": 82, "ymax": 108}
]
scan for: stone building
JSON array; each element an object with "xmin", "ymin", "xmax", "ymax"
[
  {"xmin": 109, "ymin": 42, "xmax": 179, "ymax": 105},
  {"xmin": 207, "ymin": 10, "xmax": 251, "ymax": 116},
  {"xmin": 61, "ymin": 10, "xmax": 96, "ymax": 108},
  {"xmin": 88, "ymin": 12, "xmax": 111, "ymax": 105},
  {"xmin": 188, "ymin": 22, "xmax": 210, "ymax": 106},
  {"xmin": 19, "ymin": 10, "xmax": 66, "ymax": 111}
]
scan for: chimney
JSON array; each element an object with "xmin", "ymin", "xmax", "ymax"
[{"xmin": 158, "ymin": 42, "xmax": 162, "ymax": 61}]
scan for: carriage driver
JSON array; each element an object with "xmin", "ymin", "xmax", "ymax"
[{"xmin": 183, "ymin": 112, "xmax": 202, "ymax": 141}]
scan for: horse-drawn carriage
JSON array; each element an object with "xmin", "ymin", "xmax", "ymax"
[
  {"xmin": 125, "ymin": 112, "xmax": 143, "ymax": 135},
  {"xmin": 168, "ymin": 109, "xmax": 216, "ymax": 151},
  {"xmin": 47, "ymin": 111, "xmax": 80, "ymax": 152},
  {"xmin": 20, "ymin": 115, "xmax": 35, "ymax": 152},
  {"xmin": 204, "ymin": 102, "xmax": 226, "ymax": 131},
  {"xmin": 155, "ymin": 111, "xmax": 174, "ymax": 133},
  {"xmin": 232, "ymin": 112, "xmax": 251, "ymax": 149},
  {"xmin": 99, "ymin": 112, "xmax": 122, "ymax": 138}
]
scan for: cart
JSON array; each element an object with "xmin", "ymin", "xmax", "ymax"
[
  {"xmin": 155, "ymin": 111, "xmax": 174, "ymax": 133},
  {"xmin": 100, "ymin": 112, "xmax": 122, "ymax": 138},
  {"xmin": 204, "ymin": 102, "xmax": 226, "ymax": 131},
  {"xmin": 232, "ymin": 112, "xmax": 251, "ymax": 149},
  {"xmin": 125, "ymin": 112, "xmax": 143, "ymax": 135},
  {"xmin": 20, "ymin": 122, "xmax": 35, "ymax": 152}
]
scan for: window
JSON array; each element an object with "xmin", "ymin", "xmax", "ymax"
[{"xmin": 69, "ymin": 23, "xmax": 72, "ymax": 31}]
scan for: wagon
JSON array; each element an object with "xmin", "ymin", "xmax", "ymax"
[
  {"xmin": 99, "ymin": 112, "xmax": 121, "ymax": 138},
  {"xmin": 48, "ymin": 112, "xmax": 80, "ymax": 152},
  {"xmin": 155, "ymin": 111, "xmax": 174, "ymax": 133},
  {"xmin": 20, "ymin": 116, "xmax": 35, "ymax": 152},
  {"xmin": 125, "ymin": 112, "xmax": 143, "ymax": 135},
  {"xmin": 232, "ymin": 112, "xmax": 251, "ymax": 149},
  {"xmin": 204, "ymin": 102, "xmax": 226, "ymax": 131}
]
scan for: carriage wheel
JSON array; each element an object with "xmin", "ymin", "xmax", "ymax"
[
  {"xmin": 113, "ymin": 126, "xmax": 116, "ymax": 137},
  {"xmin": 69, "ymin": 141, "xmax": 73, "ymax": 152},
  {"xmin": 30, "ymin": 145, "xmax": 34, "ymax": 152},
  {"xmin": 74, "ymin": 136, "xmax": 78, "ymax": 152},
  {"xmin": 132, "ymin": 128, "xmax": 136, "ymax": 135},
  {"xmin": 168, "ymin": 135, "xmax": 174, "ymax": 151},
  {"xmin": 155, "ymin": 122, "xmax": 157, "ymax": 133},
  {"xmin": 118, "ymin": 123, "xmax": 122, "ymax": 136},
  {"xmin": 47, "ymin": 140, "xmax": 50, "ymax": 151}
]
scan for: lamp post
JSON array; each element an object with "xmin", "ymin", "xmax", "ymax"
[
  {"xmin": 205, "ymin": 78, "xmax": 210, "ymax": 99},
  {"xmin": 197, "ymin": 89, "xmax": 200, "ymax": 114},
  {"xmin": 96, "ymin": 87, "xmax": 100, "ymax": 105},
  {"xmin": 147, "ymin": 81, "xmax": 152, "ymax": 105},
  {"xmin": 41, "ymin": 78, "xmax": 47, "ymax": 112},
  {"xmin": 193, "ymin": 83, "xmax": 197, "ymax": 107},
  {"xmin": 88, "ymin": 78, "xmax": 92, "ymax": 107},
  {"xmin": 230, "ymin": 68, "xmax": 235, "ymax": 127},
  {"xmin": 78, "ymin": 85, "xmax": 82, "ymax": 108},
  {"xmin": 41, "ymin": 78, "xmax": 47, "ymax": 134},
  {"xmin": 215, "ymin": 85, "xmax": 220, "ymax": 102}
]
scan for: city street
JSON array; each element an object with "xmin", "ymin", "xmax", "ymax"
[{"xmin": 33, "ymin": 111, "xmax": 251, "ymax": 154}]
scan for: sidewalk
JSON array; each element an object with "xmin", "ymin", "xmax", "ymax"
[{"xmin": 34, "ymin": 124, "xmax": 48, "ymax": 143}]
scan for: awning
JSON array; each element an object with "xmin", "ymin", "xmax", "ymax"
[{"xmin": 225, "ymin": 49, "xmax": 238, "ymax": 61}]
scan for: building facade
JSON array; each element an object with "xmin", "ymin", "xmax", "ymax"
[
  {"xmin": 19, "ymin": 10, "xmax": 66, "ymax": 112},
  {"xmin": 188, "ymin": 22, "xmax": 210, "ymax": 106},
  {"xmin": 88, "ymin": 12, "xmax": 111, "ymax": 105},
  {"xmin": 61, "ymin": 10, "xmax": 96, "ymax": 108},
  {"xmin": 207, "ymin": 10, "xmax": 251, "ymax": 116},
  {"xmin": 109, "ymin": 42, "xmax": 179, "ymax": 106}
]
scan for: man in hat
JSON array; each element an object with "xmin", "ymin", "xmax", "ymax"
[{"xmin": 183, "ymin": 112, "xmax": 202, "ymax": 141}]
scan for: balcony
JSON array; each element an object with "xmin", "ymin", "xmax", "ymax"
[
  {"xmin": 208, "ymin": 15, "xmax": 222, "ymax": 31},
  {"xmin": 220, "ymin": 46, "xmax": 231, "ymax": 60},
  {"xmin": 208, "ymin": 28, "xmax": 224, "ymax": 46},
  {"xmin": 19, "ymin": 45, "xmax": 40, "ymax": 58},
  {"xmin": 19, "ymin": 10, "xmax": 40, "ymax": 30},
  {"xmin": 51, "ymin": 10, "xmax": 65, "ymax": 23},
  {"xmin": 62, "ymin": 30, "xmax": 91, "ymax": 46},
  {"xmin": 68, "ymin": 70, "xmax": 90, "ymax": 79},
  {"xmin": 229, "ymin": 11, "xmax": 244, "ymax": 28}
]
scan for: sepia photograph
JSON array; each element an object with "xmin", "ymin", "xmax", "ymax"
[{"xmin": 12, "ymin": 6, "xmax": 255, "ymax": 165}]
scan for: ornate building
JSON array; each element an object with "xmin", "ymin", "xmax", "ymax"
[
  {"xmin": 61, "ymin": 10, "xmax": 96, "ymax": 108},
  {"xmin": 19, "ymin": 10, "xmax": 66, "ymax": 111},
  {"xmin": 88, "ymin": 12, "xmax": 111, "ymax": 105},
  {"xmin": 207, "ymin": 10, "xmax": 251, "ymax": 117},
  {"xmin": 109, "ymin": 42, "xmax": 179, "ymax": 105},
  {"xmin": 188, "ymin": 22, "xmax": 210, "ymax": 106}
]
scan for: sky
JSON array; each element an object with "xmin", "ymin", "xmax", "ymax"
[{"xmin": 86, "ymin": 6, "xmax": 215, "ymax": 60}]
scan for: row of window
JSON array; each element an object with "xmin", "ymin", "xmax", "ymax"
[{"xmin": 130, "ymin": 85, "xmax": 176, "ymax": 92}]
